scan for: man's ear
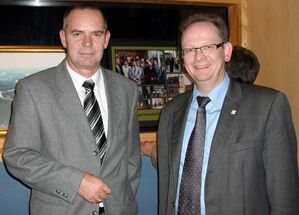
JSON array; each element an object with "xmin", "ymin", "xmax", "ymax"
[
  {"xmin": 59, "ymin": 29, "xmax": 67, "ymax": 48},
  {"xmin": 103, "ymin": 31, "xmax": 111, "ymax": 49},
  {"xmin": 224, "ymin": 42, "xmax": 233, "ymax": 62}
]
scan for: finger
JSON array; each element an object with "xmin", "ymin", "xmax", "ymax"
[
  {"xmin": 100, "ymin": 192, "xmax": 106, "ymax": 199},
  {"xmin": 95, "ymin": 195, "xmax": 102, "ymax": 203},
  {"xmin": 102, "ymin": 184, "xmax": 112, "ymax": 194},
  {"xmin": 100, "ymin": 192, "xmax": 108, "ymax": 199},
  {"xmin": 100, "ymin": 189, "xmax": 111, "ymax": 198}
]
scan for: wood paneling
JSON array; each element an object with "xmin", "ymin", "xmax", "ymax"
[{"xmin": 245, "ymin": 0, "xmax": 299, "ymax": 161}]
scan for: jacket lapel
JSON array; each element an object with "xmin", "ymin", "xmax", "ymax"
[
  {"xmin": 54, "ymin": 59, "xmax": 95, "ymax": 143},
  {"xmin": 209, "ymin": 80, "xmax": 242, "ymax": 159},
  {"xmin": 170, "ymin": 91, "xmax": 193, "ymax": 186},
  {"xmin": 101, "ymin": 68, "xmax": 122, "ymax": 151}
]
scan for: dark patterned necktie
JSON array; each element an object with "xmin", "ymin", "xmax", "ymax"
[
  {"xmin": 83, "ymin": 80, "xmax": 107, "ymax": 163},
  {"xmin": 178, "ymin": 96, "xmax": 211, "ymax": 215}
]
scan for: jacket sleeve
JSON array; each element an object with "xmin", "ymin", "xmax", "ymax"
[
  {"xmin": 263, "ymin": 92, "xmax": 299, "ymax": 214},
  {"xmin": 126, "ymin": 84, "xmax": 141, "ymax": 195},
  {"xmin": 3, "ymin": 79, "xmax": 84, "ymax": 204}
]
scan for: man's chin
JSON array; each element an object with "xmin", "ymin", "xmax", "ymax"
[
  {"xmin": 73, "ymin": 63, "xmax": 100, "ymax": 74},
  {"xmin": 78, "ymin": 61, "xmax": 100, "ymax": 69}
]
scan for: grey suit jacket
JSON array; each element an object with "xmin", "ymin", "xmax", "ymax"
[
  {"xmin": 158, "ymin": 79, "xmax": 299, "ymax": 215},
  {"xmin": 4, "ymin": 60, "xmax": 141, "ymax": 215}
]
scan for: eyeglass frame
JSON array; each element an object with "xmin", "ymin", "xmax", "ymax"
[{"xmin": 181, "ymin": 42, "xmax": 225, "ymax": 56}]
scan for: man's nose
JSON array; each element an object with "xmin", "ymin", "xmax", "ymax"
[
  {"xmin": 194, "ymin": 48, "xmax": 205, "ymax": 60},
  {"xmin": 82, "ymin": 34, "xmax": 92, "ymax": 47}
]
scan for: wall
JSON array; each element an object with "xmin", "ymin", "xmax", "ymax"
[
  {"xmin": 243, "ymin": 0, "xmax": 299, "ymax": 161},
  {"xmin": 0, "ymin": 164, "xmax": 30, "ymax": 215}
]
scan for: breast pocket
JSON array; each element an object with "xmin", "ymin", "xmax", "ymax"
[{"xmin": 229, "ymin": 140, "xmax": 257, "ymax": 153}]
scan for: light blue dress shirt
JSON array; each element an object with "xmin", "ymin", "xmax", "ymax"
[{"xmin": 175, "ymin": 74, "xmax": 230, "ymax": 214}]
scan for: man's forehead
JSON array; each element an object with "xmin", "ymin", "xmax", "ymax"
[
  {"xmin": 66, "ymin": 9, "xmax": 104, "ymax": 25},
  {"xmin": 186, "ymin": 21, "xmax": 217, "ymax": 32},
  {"xmin": 182, "ymin": 22, "xmax": 220, "ymax": 40},
  {"xmin": 69, "ymin": 8, "xmax": 103, "ymax": 17}
]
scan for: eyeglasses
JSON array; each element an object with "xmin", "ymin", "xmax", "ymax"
[{"xmin": 182, "ymin": 42, "xmax": 225, "ymax": 56}]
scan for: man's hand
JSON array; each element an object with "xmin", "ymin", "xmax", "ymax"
[
  {"xmin": 77, "ymin": 173, "xmax": 111, "ymax": 204},
  {"xmin": 141, "ymin": 140, "xmax": 156, "ymax": 157},
  {"xmin": 141, "ymin": 140, "xmax": 157, "ymax": 167}
]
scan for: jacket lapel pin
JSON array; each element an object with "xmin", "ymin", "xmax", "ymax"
[{"xmin": 231, "ymin": 110, "xmax": 237, "ymax": 115}]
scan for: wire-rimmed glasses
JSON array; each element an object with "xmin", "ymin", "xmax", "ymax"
[{"xmin": 182, "ymin": 42, "xmax": 225, "ymax": 56}]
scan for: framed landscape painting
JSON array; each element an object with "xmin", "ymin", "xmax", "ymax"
[
  {"xmin": 111, "ymin": 46, "xmax": 192, "ymax": 130},
  {"xmin": 0, "ymin": 46, "xmax": 65, "ymax": 132}
]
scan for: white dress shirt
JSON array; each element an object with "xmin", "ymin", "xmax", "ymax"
[{"xmin": 66, "ymin": 62, "xmax": 108, "ymax": 135}]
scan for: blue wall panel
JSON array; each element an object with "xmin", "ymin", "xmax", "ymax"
[{"xmin": 0, "ymin": 164, "xmax": 30, "ymax": 215}]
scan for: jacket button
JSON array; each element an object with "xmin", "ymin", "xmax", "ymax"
[
  {"xmin": 56, "ymin": 189, "xmax": 61, "ymax": 194},
  {"xmin": 93, "ymin": 151, "xmax": 98, "ymax": 156},
  {"xmin": 171, "ymin": 201, "xmax": 175, "ymax": 207},
  {"xmin": 92, "ymin": 210, "xmax": 98, "ymax": 215}
]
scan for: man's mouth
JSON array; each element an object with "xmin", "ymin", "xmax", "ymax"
[
  {"xmin": 80, "ymin": 52, "xmax": 93, "ymax": 55},
  {"xmin": 80, "ymin": 52, "xmax": 94, "ymax": 57},
  {"xmin": 194, "ymin": 63, "xmax": 210, "ymax": 69}
]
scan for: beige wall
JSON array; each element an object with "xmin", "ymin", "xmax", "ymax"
[{"xmin": 244, "ymin": 0, "xmax": 299, "ymax": 159}]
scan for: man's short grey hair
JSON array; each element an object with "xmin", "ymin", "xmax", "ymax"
[{"xmin": 62, "ymin": 3, "xmax": 108, "ymax": 31}]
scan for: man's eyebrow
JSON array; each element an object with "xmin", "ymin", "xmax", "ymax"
[
  {"xmin": 70, "ymin": 29, "xmax": 83, "ymax": 33},
  {"xmin": 93, "ymin": 30, "xmax": 105, "ymax": 34},
  {"xmin": 69, "ymin": 29, "xmax": 105, "ymax": 34}
]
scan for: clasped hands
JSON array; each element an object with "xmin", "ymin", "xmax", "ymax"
[{"xmin": 78, "ymin": 172, "xmax": 111, "ymax": 204}]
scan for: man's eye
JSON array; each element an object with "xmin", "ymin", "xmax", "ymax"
[
  {"xmin": 184, "ymin": 48, "xmax": 194, "ymax": 53},
  {"xmin": 201, "ymin": 45, "xmax": 214, "ymax": 50},
  {"xmin": 73, "ymin": 32, "xmax": 82, "ymax": 37},
  {"xmin": 94, "ymin": 33, "xmax": 103, "ymax": 38}
]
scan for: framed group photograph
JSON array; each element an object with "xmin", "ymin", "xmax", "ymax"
[
  {"xmin": 0, "ymin": 46, "xmax": 66, "ymax": 133},
  {"xmin": 111, "ymin": 46, "xmax": 192, "ymax": 129}
]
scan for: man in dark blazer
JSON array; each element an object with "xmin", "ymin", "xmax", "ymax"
[
  {"xmin": 157, "ymin": 13, "xmax": 299, "ymax": 215},
  {"xmin": 115, "ymin": 58, "xmax": 125, "ymax": 76},
  {"xmin": 4, "ymin": 4, "xmax": 141, "ymax": 215}
]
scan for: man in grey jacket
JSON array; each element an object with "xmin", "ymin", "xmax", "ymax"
[{"xmin": 4, "ymin": 4, "xmax": 141, "ymax": 215}]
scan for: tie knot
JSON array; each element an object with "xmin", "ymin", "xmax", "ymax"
[
  {"xmin": 83, "ymin": 80, "xmax": 95, "ymax": 91},
  {"xmin": 197, "ymin": 96, "xmax": 211, "ymax": 108}
]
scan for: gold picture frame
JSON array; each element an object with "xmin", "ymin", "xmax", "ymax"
[
  {"xmin": 0, "ymin": 46, "xmax": 66, "ymax": 161},
  {"xmin": 0, "ymin": 128, "xmax": 6, "ymax": 162}
]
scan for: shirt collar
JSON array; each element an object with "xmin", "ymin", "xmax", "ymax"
[
  {"xmin": 66, "ymin": 61, "xmax": 102, "ymax": 91},
  {"xmin": 192, "ymin": 73, "xmax": 230, "ymax": 112}
]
